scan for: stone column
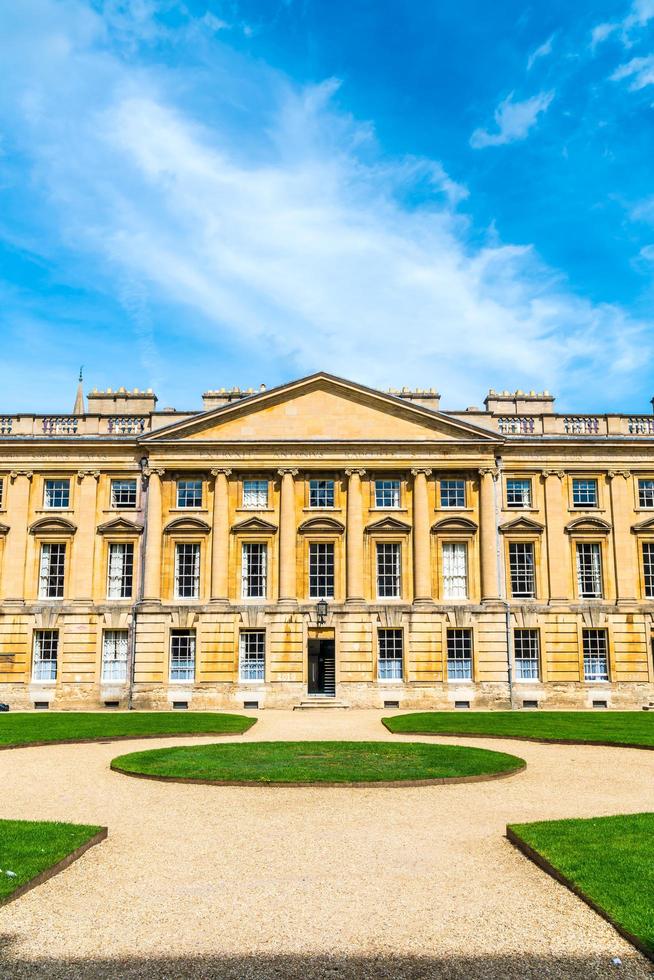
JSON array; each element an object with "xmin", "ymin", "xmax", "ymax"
[
  {"xmin": 345, "ymin": 469, "xmax": 366, "ymax": 602},
  {"xmin": 479, "ymin": 466, "xmax": 500, "ymax": 602},
  {"xmin": 277, "ymin": 468, "xmax": 298, "ymax": 603},
  {"xmin": 143, "ymin": 468, "xmax": 164, "ymax": 602},
  {"xmin": 72, "ymin": 470, "xmax": 99, "ymax": 601},
  {"xmin": 411, "ymin": 468, "xmax": 432, "ymax": 603},
  {"xmin": 1, "ymin": 471, "xmax": 32, "ymax": 601},
  {"xmin": 210, "ymin": 468, "xmax": 231, "ymax": 602},
  {"xmin": 542, "ymin": 470, "xmax": 568, "ymax": 602},
  {"xmin": 608, "ymin": 470, "xmax": 636, "ymax": 603}
]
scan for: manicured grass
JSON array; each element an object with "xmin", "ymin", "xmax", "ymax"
[
  {"xmin": 508, "ymin": 813, "xmax": 654, "ymax": 959},
  {"xmin": 110, "ymin": 740, "xmax": 525, "ymax": 784},
  {"xmin": 0, "ymin": 819, "xmax": 104, "ymax": 902},
  {"xmin": 0, "ymin": 711, "xmax": 255, "ymax": 747},
  {"xmin": 382, "ymin": 711, "xmax": 654, "ymax": 748}
]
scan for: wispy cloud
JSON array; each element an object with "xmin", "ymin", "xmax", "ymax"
[
  {"xmin": 592, "ymin": 0, "xmax": 654, "ymax": 49},
  {"xmin": 0, "ymin": 0, "xmax": 649, "ymax": 407},
  {"xmin": 611, "ymin": 54, "xmax": 654, "ymax": 89},
  {"xmin": 527, "ymin": 35, "xmax": 554, "ymax": 71},
  {"xmin": 470, "ymin": 90, "xmax": 555, "ymax": 149}
]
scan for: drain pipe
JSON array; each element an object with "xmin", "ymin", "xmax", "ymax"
[
  {"xmin": 126, "ymin": 455, "xmax": 150, "ymax": 711},
  {"xmin": 493, "ymin": 455, "xmax": 514, "ymax": 710}
]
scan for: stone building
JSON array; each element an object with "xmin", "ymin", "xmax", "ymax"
[{"xmin": 1, "ymin": 371, "xmax": 653, "ymax": 711}]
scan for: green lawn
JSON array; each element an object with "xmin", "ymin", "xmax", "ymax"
[
  {"xmin": 0, "ymin": 711, "xmax": 256, "ymax": 747},
  {"xmin": 508, "ymin": 813, "xmax": 654, "ymax": 959},
  {"xmin": 110, "ymin": 739, "xmax": 525, "ymax": 784},
  {"xmin": 0, "ymin": 819, "xmax": 104, "ymax": 902},
  {"xmin": 382, "ymin": 711, "xmax": 654, "ymax": 747}
]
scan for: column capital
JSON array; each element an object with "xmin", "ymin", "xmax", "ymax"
[
  {"xmin": 345, "ymin": 468, "xmax": 366, "ymax": 477},
  {"xmin": 210, "ymin": 468, "xmax": 232, "ymax": 478},
  {"xmin": 277, "ymin": 468, "xmax": 299, "ymax": 477},
  {"xmin": 478, "ymin": 466, "xmax": 499, "ymax": 480},
  {"xmin": 77, "ymin": 469, "xmax": 100, "ymax": 481},
  {"xmin": 411, "ymin": 468, "xmax": 432, "ymax": 477},
  {"xmin": 608, "ymin": 469, "xmax": 631, "ymax": 480},
  {"xmin": 9, "ymin": 470, "xmax": 33, "ymax": 482},
  {"xmin": 541, "ymin": 469, "xmax": 566, "ymax": 480},
  {"xmin": 149, "ymin": 467, "xmax": 166, "ymax": 478}
]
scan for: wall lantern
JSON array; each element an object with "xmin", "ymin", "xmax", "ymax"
[{"xmin": 316, "ymin": 599, "xmax": 328, "ymax": 626}]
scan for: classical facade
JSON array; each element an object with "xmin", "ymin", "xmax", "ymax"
[{"xmin": 1, "ymin": 372, "xmax": 654, "ymax": 711}]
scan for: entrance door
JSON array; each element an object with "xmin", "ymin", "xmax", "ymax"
[{"xmin": 308, "ymin": 638, "xmax": 336, "ymax": 697}]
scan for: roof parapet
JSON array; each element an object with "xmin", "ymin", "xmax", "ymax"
[{"xmin": 484, "ymin": 389, "xmax": 555, "ymax": 415}]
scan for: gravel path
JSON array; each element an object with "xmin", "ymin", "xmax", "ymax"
[{"xmin": 1, "ymin": 709, "xmax": 653, "ymax": 979}]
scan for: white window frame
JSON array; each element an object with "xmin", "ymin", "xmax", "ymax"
[
  {"xmin": 442, "ymin": 541, "xmax": 467, "ymax": 599},
  {"xmin": 176, "ymin": 479, "xmax": 203, "ymax": 509},
  {"xmin": 576, "ymin": 541, "xmax": 603, "ymax": 598},
  {"xmin": 638, "ymin": 479, "xmax": 654, "ymax": 509},
  {"xmin": 39, "ymin": 542, "xmax": 66, "ymax": 599},
  {"xmin": 110, "ymin": 479, "xmax": 137, "ymax": 509},
  {"xmin": 241, "ymin": 542, "xmax": 267, "ymax": 599},
  {"xmin": 174, "ymin": 542, "xmax": 201, "ymax": 599},
  {"xmin": 107, "ymin": 542, "xmax": 134, "ymax": 599},
  {"xmin": 43, "ymin": 479, "xmax": 70, "ymax": 509},
  {"xmin": 376, "ymin": 542, "xmax": 401, "ymax": 598},
  {"xmin": 508, "ymin": 541, "xmax": 536, "ymax": 598},
  {"xmin": 514, "ymin": 629, "xmax": 540, "ymax": 681},
  {"xmin": 32, "ymin": 629, "xmax": 58, "ymax": 682},
  {"xmin": 239, "ymin": 630, "xmax": 265, "ymax": 682},
  {"xmin": 643, "ymin": 542, "xmax": 654, "ymax": 598},
  {"xmin": 378, "ymin": 628, "xmax": 403, "ymax": 681},
  {"xmin": 242, "ymin": 479, "xmax": 268, "ymax": 509},
  {"xmin": 446, "ymin": 628, "xmax": 473, "ymax": 682},
  {"xmin": 374, "ymin": 479, "xmax": 401, "ymax": 509},
  {"xmin": 583, "ymin": 628, "xmax": 609, "ymax": 682},
  {"xmin": 308, "ymin": 542, "xmax": 335, "ymax": 598},
  {"xmin": 102, "ymin": 629, "xmax": 129, "ymax": 683},
  {"xmin": 439, "ymin": 479, "xmax": 466, "ymax": 509},
  {"xmin": 572, "ymin": 478, "xmax": 598, "ymax": 508},
  {"xmin": 309, "ymin": 479, "xmax": 335, "ymax": 508},
  {"xmin": 506, "ymin": 478, "xmax": 532, "ymax": 508},
  {"xmin": 169, "ymin": 629, "xmax": 196, "ymax": 682}
]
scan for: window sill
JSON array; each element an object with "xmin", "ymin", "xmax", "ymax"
[
  {"xmin": 435, "ymin": 507, "xmax": 474, "ymax": 513},
  {"xmin": 302, "ymin": 507, "xmax": 342, "ymax": 513},
  {"xmin": 102, "ymin": 508, "xmax": 139, "ymax": 514},
  {"xmin": 568, "ymin": 507, "xmax": 606, "ymax": 513},
  {"xmin": 34, "ymin": 508, "xmax": 73, "ymax": 514},
  {"xmin": 169, "ymin": 508, "xmax": 208, "ymax": 514},
  {"xmin": 235, "ymin": 508, "xmax": 274, "ymax": 513},
  {"xmin": 370, "ymin": 507, "xmax": 407, "ymax": 512}
]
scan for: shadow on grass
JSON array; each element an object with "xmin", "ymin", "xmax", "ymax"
[{"xmin": 0, "ymin": 944, "xmax": 643, "ymax": 979}]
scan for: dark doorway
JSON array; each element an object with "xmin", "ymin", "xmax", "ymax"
[{"xmin": 308, "ymin": 638, "xmax": 335, "ymax": 697}]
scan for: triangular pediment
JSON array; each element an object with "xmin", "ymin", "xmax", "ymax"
[
  {"xmin": 29, "ymin": 517, "xmax": 77, "ymax": 536},
  {"xmin": 163, "ymin": 517, "xmax": 211, "ymax": 535},
  {"xmin": 97, "ymin": 517, "xmax": 144, "ymax": 536},
  {"xmin": 565, "ymin": 517, "xmax": 612, "ymax": 534},
  {"xmin": 298, "ymin": 517, "xmax": 345, "ymax": 534},
  {"xmin": 431, "ymin": 517, "xmax": 478, "ymax": 534},
  {"xmin": 631, "ymin": 518, "xmax": 654, "ymax": 534},
  {"xmin": 499, "ymin": 517, "xmax": 544, "ymax": 534},
  {"xmin": 365, "ymin": 516, "xmax": 412, "ymax": 533},
  {"xmin": 140, "ymin": 373, "xmax": 503, "ymax": 445},
  {"xmin": 231, "ymin": 517, "xmax": 278, "ymax": 534}
]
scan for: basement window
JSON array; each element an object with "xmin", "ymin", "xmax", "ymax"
[
  {"xmin": 383, "ymin": 700, "xmax": 400, "ymax": 709},
  {"xmin": 104, "ymin": 700, "xmax": 120, "ymax": 709},
  {"xmin": 522, "ymin": 699, "xmax": 539, "ymax": 709},
  {"xmin": 592, "ymin": 699, "xmax": 608, "ymax": 709},
  {"xmin": 33, "ymin": 701, "xmax": 49, "ymax": 710},
  {"xmin": 454, "ymin": 700, "xmax": 470, "ymax": 709},
  {"xmin": 243, "ymin": 700, "xmax": 259, "ymax": 710},
  {"xmin": 172, "ymin": 701, "xmax": 188, "ymax": 710}
]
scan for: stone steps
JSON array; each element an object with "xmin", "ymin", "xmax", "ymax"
[{"xmin": 293, "ymin": 698, "xmax": 350, "ymax": 710}]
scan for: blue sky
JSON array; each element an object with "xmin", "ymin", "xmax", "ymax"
[{"xmin": 2, "ymin": 1, "xmax": 654, "ymax": 413}]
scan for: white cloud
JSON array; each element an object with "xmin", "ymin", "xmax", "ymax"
[
  {"xmin": 639, "ymin": 243, "xmax": 654, "ymax": 260},
  {"xmin": 611, "ymin": 54, "xmax": 654, "ymax": 88},
  {"xmin": 527, "ymin": 35, "xmax": 554, "ymax": 71},
  {"xmin": 470, "ymin": 90, "xmax": 555, "ymax": 149},
  {"xmin": 0, "ymin": 0, "xmax": 649, "ymax": 406},
  {"xmin": 592, "ymin": 0, "xmax": 654, "ymax": 49}
]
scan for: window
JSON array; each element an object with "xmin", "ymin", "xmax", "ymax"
[
  {"xmin": 583, "ymin": 628, "xmax": 609, "ymax": 682},
  {"xmin": 514, "ymin": 629, "xmax": 540, "ymax": 681},
  {"xmin": 309, "ymin": 479, "xmax": 335, "ymax": 508},
  {"xmin": 175, "ymin": 543, "xmax": 200, "ymax": 599},
  {"xmin": 442, "ymin": 542, "xmax": 467, "ymax": 599},
  {"xmin": 102, "ymin": 630, "xmax": 128, "ymax": 683},
  {"xmin": 376, "ymin": 542, "xmax": 401, "ymax": 598},
  {"xmin": 572, "ymin": 478, "xmax": 598, "ymax": 508},
  {"xmin": 0, "ymin": 478, "xmax": 3, "ymax": 509},
  {"xmin": 639, "ymin": 479, "xmax": 654, "ymax": 509},
  {"xmin": 243, "ymin": 479, "xmax": 268, "ymax": 509},
  {"xmin": 240, "ymin": 630, "xmax": 265, "ymax": 681},
  {"xmin": 643, "ymin": 543, "xmax": 654, "ymax": 598},
  {"xmin": 242, "ymin": 542, "xmax": 267, "ymax": 598},
  {"xmin": 378, "ymin": 628, "xmax": 403, "ymax": 681},
  {"xmin": 43, "ymin": 479, "xmax": 70, "ymax": 509},
  {"xmin": 107, "ymin": 542, "xmax": 134, "ymax": 599},
  {"xmin": 509, "ymin": 542, "xmax": 536, "ymax": 598},
  {"xmin": 39, "ymin": 543, "xmax": 66, "ymax": 598},
  {"xmin": 440, "ymin": 479, "xmax": 465, "ymax": 509},
  {"xmin": 506, "ymin": 478, "xmax": 532, "ymax": 508},
  {"xmin": 309, "ymin": 542, "xmax": 334, "ymax": 598},
  {"xmin": 32, "ymin": 629, "xmax": 58, "ymax": 682},
  {"xmin": 176, "ymin": 479, "xmax": 202, "ymax": 509},
  {"xmin": 111, "ymin": 479, "xmax": 137, "ymax": 509},
  {"xmin": 447, "ymin": 628, "xmax": 472, "ymax": 681},
  {"xmin": 576, "ymin": 542, "xmax": 602, "ymax": 598},
  {"xmin": 170, "ymin": 629, "xmax": 196, "ymax": 682},
  {"xmin": 374, "ymin": 479, "xmax": 401, "ymax": 509}
]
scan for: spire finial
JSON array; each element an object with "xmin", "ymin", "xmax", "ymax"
[
  {"xmin": 79, "ymin": 365, "xmax": 84, "ymax": 383},
  {"xmin": 73, "ymin": 367, "xmax": 85, "ymax": 416}
]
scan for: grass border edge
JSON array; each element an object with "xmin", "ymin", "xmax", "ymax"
[
  {"xmin": 506, "ymin": 825, "xmax": 654, "ymax": 964},
  {"xmin": 0, "ymin": 728, "xmax": 254, "ymax": 752},
  {"xmin": 0, "ymin": 827, "xmax": 108, "ymax": 907}
]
